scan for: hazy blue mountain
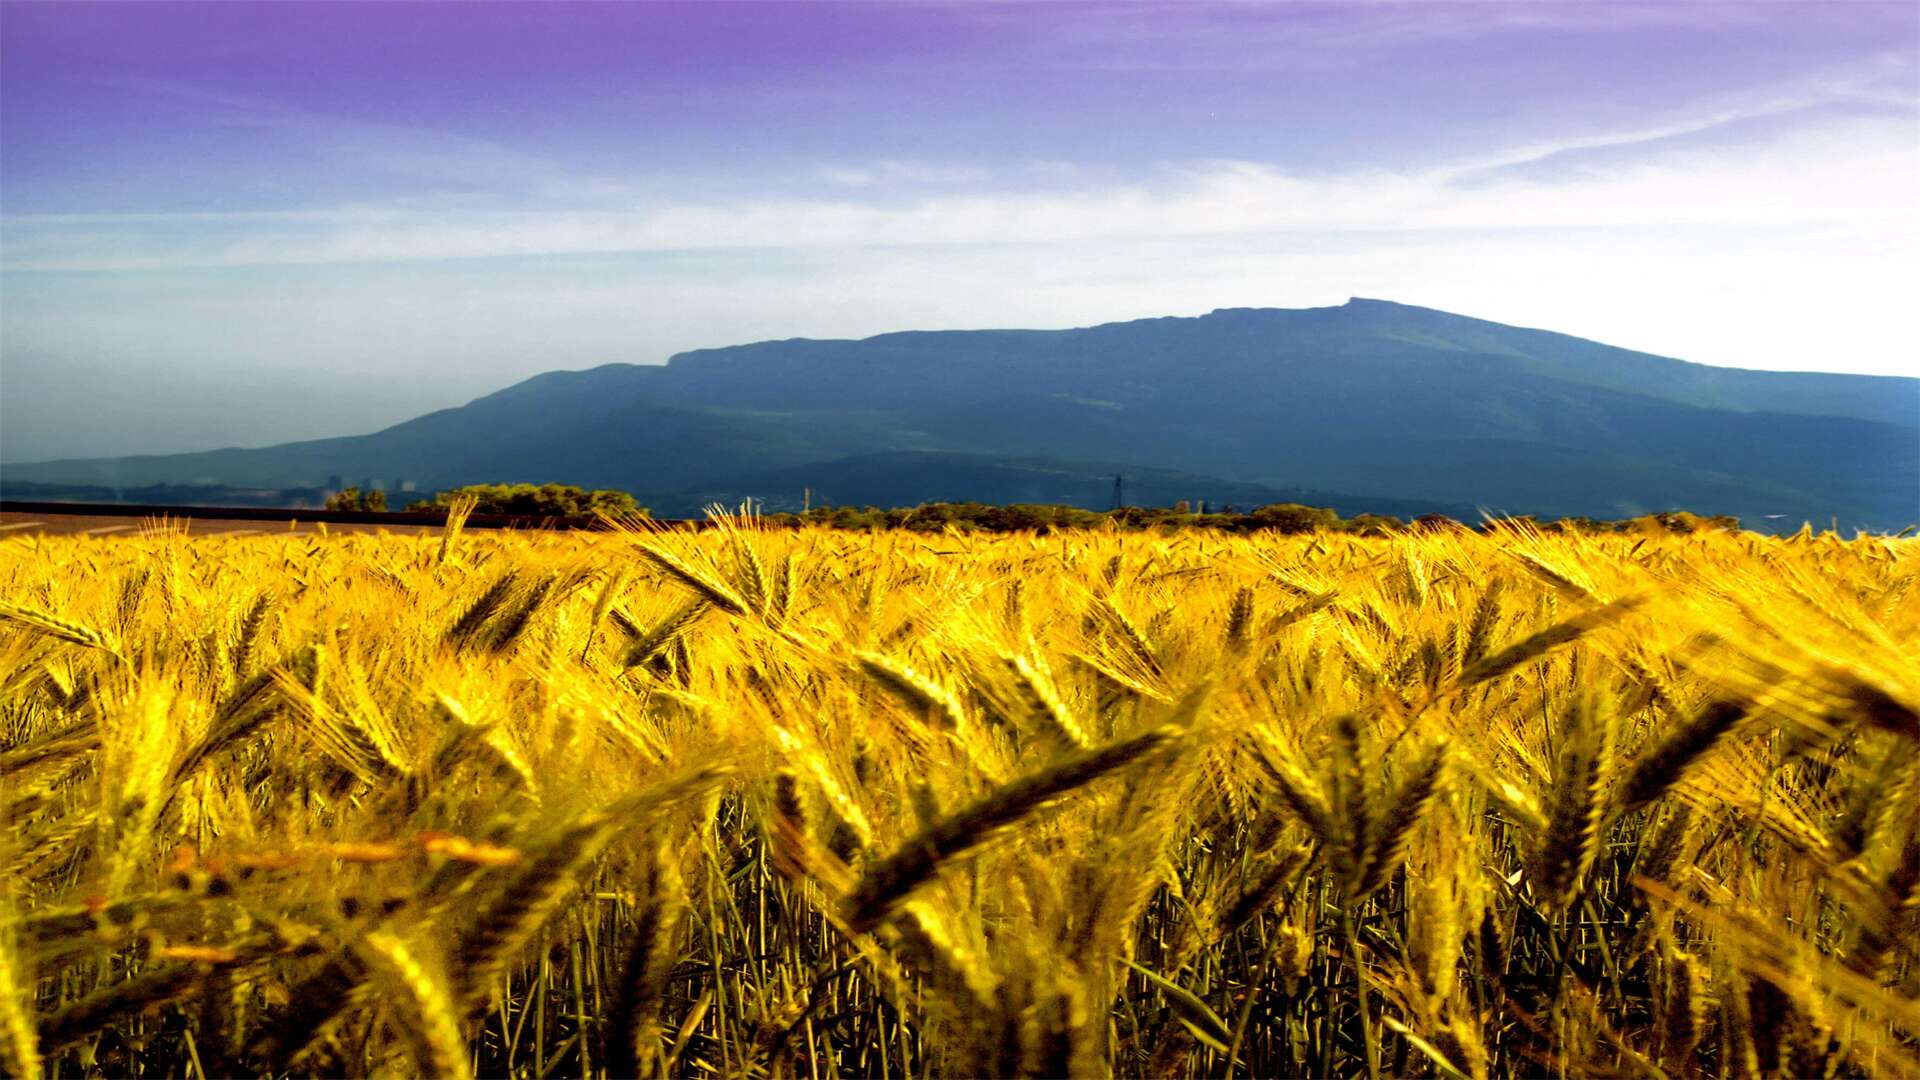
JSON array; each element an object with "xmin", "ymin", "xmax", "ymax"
[{"xmin": 7, "ymin": 299, "xmax": 1914, "ymax": 529}]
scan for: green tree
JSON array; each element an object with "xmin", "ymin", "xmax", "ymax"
[
  {"xmin": 408, "ymin": 483, "xmax": 644, "ymax": 517},
  {"xmin": 1243, "ymin": 503, "xmax": 1340, "ymax": 534},
  {"xmin": 325, "ymin": 487, "xmax": 387, "ymax": 512},
  {"xmin": 1344, "ymin": 512, "xmax": 1404, "ymax": 536}
]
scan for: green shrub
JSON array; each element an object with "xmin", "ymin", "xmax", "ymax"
[
  {"xmin": 408, "ymin": 483, "xmax": 644, "ymax": 517},
  {"xmin": 325, "ymin": 486, "xmax": 387, "ymax": 512}
]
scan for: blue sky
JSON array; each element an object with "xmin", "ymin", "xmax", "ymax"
[{"xmin": 2, "ymin": 1, "xmax": 1916, "ymax": 461}]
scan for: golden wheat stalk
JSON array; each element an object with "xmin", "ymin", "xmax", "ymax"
[
  {"xmin": 1456, "ymin": 594, "xmax": 1645, "ymax": 688},
  {"xmin": 0, "ymin": 601, "xmax": 125, "ymax": 663},
  {"xmin": 230, "ymin": 590, "xmax": 276, "ymax": 675},
  {"xmin": 621, "ymin": 598, "xmax": 710, "ymax": 669},
  {"xmin": 0, "ymin": 721, "xmax": 101, "ymax": 784},
  {"xmin": 436, "ymin": 492, "xmax": 479, "ymax": 564},
  {"xmin": 605, "ymin": 843, "xmax": 687, "ymax": 1079},
  {"xmin": 1618, "ymin": 700, "xmax": 1747, "ymax": 811},
  {"xmin": 1220, "ymin": 843, "xmax": 1313, "ymax": 936},
  {"xmin": 481, "ymin": 573, "xmax": 557, "ymax": 653},
  {"xmin": 0, "ymin": 906, "xmax": 38, "ymax": 1080},
  {"xmin": 845, "ymin": 725, "xmax": 1179, "ymax": 932},
  {"xmin": 1356, "ymin": 742, "xmax": 1447, "ymax": 897},
  {"xmin": 635, "ymin": 543, "xmax": 752, "ymax": 616},
  {"xmin": 1006, "ymin": 652, "xmax": 1088, "ymax": 750},
  {"xmin": 46, "ymin": 942, "xmax": 267, "ymax": 1057},
  {"xmin": 445, "ymin": 570, "xmax": 519, "ymax": 648},
  {"xmin": 358, "ymin": 932, "xmax": 472, "ymax": 1080},
  {"xmin": 1250, "ymin": 735, "xmax": 1337, "ymax": 846},
  {"xmin": 856, "ymin": 650, "xmax": 968, "ymax": 733},
  {"xmin": 1534, "ymin": 695, "xmax": 1617, "ymax": 912},
  {"xmin": 451, "ymin": 765, "xmax": 731, "ymax": 1012}
]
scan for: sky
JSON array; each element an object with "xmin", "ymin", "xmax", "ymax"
[{"xmin": 2, "ymin": 0, "xmax": 1917, "ymax": 462}]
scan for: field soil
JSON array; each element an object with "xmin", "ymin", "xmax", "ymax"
[{"xmin": 0, "ymin": 509, "xmax": 440, "ymax": 537}]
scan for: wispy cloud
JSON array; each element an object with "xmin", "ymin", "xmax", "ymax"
[
  {"xmin": 967, "ymin": 0, "xmax": 1890, "ymax": 71},
  {"xmin": 6, "ymin": 101, "xmax": 1911, "ymax": 272},
  {"xmin": 812, "ymin": 160, "xmax": 999, "ymax": 188},
  {"xmin": 1446, "ymin": 47, "xmax": 1920, "ymax": 179},
  {"xmin": 90, "ymin": 76, "xmax": 570, "ymax": 194},
  {"xmin": 10, "ymin": 31, "xmax": 1912, "ymax": 273}
]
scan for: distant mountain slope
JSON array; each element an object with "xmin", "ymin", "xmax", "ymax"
[
  {"xmin": 7, "ymin": 299, "xmax": 1914, "ymax": 529},
  {"xmin": 658, "ymin": 299, "xmax": 1917, "ymax": 427}
]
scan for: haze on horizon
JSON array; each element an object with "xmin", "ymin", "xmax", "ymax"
[{"xmin": 2, "ymin": 0, "xmax": 1916, "ymax": 464}]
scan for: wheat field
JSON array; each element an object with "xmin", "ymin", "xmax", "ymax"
[{"xmin": 1, "ymin": 513, "xmax": 1915, "ymax": 1079}]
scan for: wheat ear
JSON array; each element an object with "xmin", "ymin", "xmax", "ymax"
[
  {"xmin": 231, "ymin": 590, "xmax": 275, "ymax": 675},
  {"xmin": 0, "ymin": 601, "xmax": 125, "ymax": 663},
  {"xmin": 436, "ymin": 492, "xmax": 478, "ymax": 564},
  {"xmin": 1003, "ymin": 653, "xmax": 1087, "ymax": 750},
  {"xmin": 623, "ymin": 599, "xmax": 710, "ymax": 668},
  {"xmin": 845, "ymin": 725, "xmax": 1178, "ymax": 932},
  {"xmin": 1250, "ymin": 737, "xmax": 1337, "ymax": 846},
  {"xmin": 636, "ymin": 544, "xmax": 752, "ymax": 615},
  {"xmin": 857, "ymin": 650, "xmax": 968, "ymax": 732},
  {"xmin": 0, "ymin": 721, "xmax": 102, "ymax": 785},
  {"xmin": 1534, "ymin": 696, "xmax": 1617, "ymax": 912},
  {"xmin": 481, "ymin": 573, "xmax": 557, "ymax": 653},
  {"xmin": 1456, "ymin": 595, "xmax": 1644, "ymax": 688},
  {"xmin": 445, "ymin": 570, "xmax": 519, "ymax": 648},
  {"xmin": 1618, "ymin": 700, "xmax": 1746, "ymax": 811},
  {"xmin": 606, "ymin": 844, "xmax": 687, "ymax": 1080},
  {"xmin": 1220, "ymin": 843, "xmax": 1313, "ymax": 935},
  {"xmin": 1223, "ymin": 585, "xmax": 1255, "ymax": 651},
  {"xmin": 0, "ymin": 905, "xmax": 38, "ymax": 1080},
  {"xmin": 1357, "ymin": 742, "xmax": 1447, "ymax": 897},
  {"xmin": 360, "ymin": 932, "xmax": 472, "ymax": 1080}
]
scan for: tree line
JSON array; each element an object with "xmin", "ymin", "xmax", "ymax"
[
  {"xmin": 760, "ymin": 502, "xmax": 1744, "ymax": 535},
  {"xmin": 332, "ymin": 482, "xmax": 1748, "ymax": 535},
  {"xmin": 325, "ymin": 483, "xmax": 641, "ymax": 516}
]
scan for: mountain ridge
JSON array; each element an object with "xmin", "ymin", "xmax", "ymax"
[{"xmin": 6, "ymin": 299, "xmax": 1913, "ymax": 530}]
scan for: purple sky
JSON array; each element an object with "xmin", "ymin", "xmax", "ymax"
[{"xmin": 2, "ymin": 2, "xmax": 1916, "ymax": 460}]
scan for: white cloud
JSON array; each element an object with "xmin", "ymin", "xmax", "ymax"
[
  {"xmin": 4, "ymin": 103, "xmax": 1912, "ymax": 273},
  {"xmin": 972, "ymin": 0, "xmax": 1835, "ymax": 71},
  {"xmin": 91, "ymin": 75, "xmax": 569, "ymax": 193}
]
